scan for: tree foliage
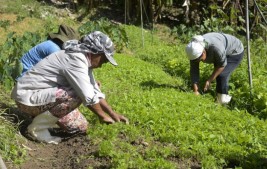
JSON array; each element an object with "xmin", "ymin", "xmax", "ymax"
[{"xmin": 72, "ymin": 0, "xmax": 266, "ymax": 39}]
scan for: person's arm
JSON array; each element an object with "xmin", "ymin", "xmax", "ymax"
[
  {"xmin": 204, "ymin": 48, "xmax": 227, "ymax": 92},
  {"xmin": 204, "ymin": 66, "xmax": 225, "ymax": 91},
  {"xmin": 99, "ymin": 99, "xmax": 129, "ymax": 124},
  {"xmin": 87, "ymin": 103, "xmax": 116, "ymax": 124},
  {"xmin": 190, "ymin": 61, "xmax": 200, "ymax": 95}
]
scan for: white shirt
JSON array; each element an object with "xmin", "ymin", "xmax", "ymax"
[{"xmin": 11, "ymin": 50, "xmax": 105, "ymax": 106}]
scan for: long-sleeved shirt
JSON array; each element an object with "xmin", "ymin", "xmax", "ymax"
[
  {"xmin": 11, "ymin": 50, "xmax": 105, "ymax": 106},
  {"xmin": 190, "ymin": 32, "xmax": 244, "ymax": 84}
]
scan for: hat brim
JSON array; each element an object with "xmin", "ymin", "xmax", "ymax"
[
  {"xmin": 48, "ymin": 33, "xmax": 69, "ymax": 43},
  {"xmin": 105, "ymin": 53, "xmax": 118, "ymax": 66}
]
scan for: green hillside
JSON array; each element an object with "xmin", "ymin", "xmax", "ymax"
[{"xmin": 0, "ymin": 0, "xmax": 266, "ymax": 168}]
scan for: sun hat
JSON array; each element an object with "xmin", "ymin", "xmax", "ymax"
[
  {"xmin": 47, "ymin": 24, "xmax": 80, "ymax": 43},
  {"xmin": 81, "ymin": 31, "xmax": 117, "ymax": 66},
  {"xmin": 185, "ymin": 35, "xmax": 205, "ymax": 60}
]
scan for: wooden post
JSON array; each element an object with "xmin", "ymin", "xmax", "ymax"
[
  {"xmin": 246, "ymin": 0, "xmax": 253, "ymax": 97},
  {"xmin": 140, "ymin": 0, "xmax": 144, "ymax": 47}
]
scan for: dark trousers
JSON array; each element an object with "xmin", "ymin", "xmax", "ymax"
[{"xmin": 216, "ymin": 51, "xmax": 244, "ymax": 94}]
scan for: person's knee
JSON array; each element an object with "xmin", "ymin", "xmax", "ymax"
[
  {"xmin": 57, "ymin": 110, "xmax": 88, "ymax": 134},
  {"xmin": 78, "ymin": 120, "xmax": 88, "ymax": 133},
  {"xmin": 218, "ymin": 73, "xmax": 228, "ymax": 80}
]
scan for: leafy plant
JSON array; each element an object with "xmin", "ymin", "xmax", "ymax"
[
  {"xmin": 78, "ymin": 18, "xmax": 129, "ymax": 52},
  {"xmin": 89, "ymin": 53, "xmax": 267, "ymax": 168},
  {"xmin": 0, "ymin": 31, "xmax": 44, "ymax": 89},
  {"xmin": 0, "ymin": 20, "xmax": 11, "ymax": 30}
]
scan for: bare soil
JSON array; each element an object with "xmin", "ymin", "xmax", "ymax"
[
  {"xmin": 22, "ymin": 137, "xmax": 111, "ymax": 169},
  {"xmin": 9, "ymin": 136, "xmax": 110, "ymax": 169},
  {"xmin": 2, "ymin": 106, "xmax": 111, "ymax": 169}
]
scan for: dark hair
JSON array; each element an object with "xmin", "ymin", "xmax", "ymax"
[{"xmin": 50, "ymin": 38, "xmax": 64, "ymax": 49}]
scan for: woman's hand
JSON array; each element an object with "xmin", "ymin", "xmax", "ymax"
[
  {"xmin": 88, "ymin": 103, "xmax": 116, "ymax": 124},
  {"xmin": 204, "ymin": 80, "xmax": 211, "ymax": 92},
  {"xmin": 98, "ymin": 99, "xmax": 129, "ymax": 124},
  {"xmin": 193, "ymin": 83, "xmax": 200, "ymax": 95},
  {"xmin": 194, "ymin": 91, "xmax": 200, "ymax": 95},
  {"xmin": 109, "ymin": 112, "xmax": 129, "ymax": 124},
  {"xmin": 96, "ymin": 80, "xmax": 101, "ymax": 88},
  {"xmin": 101, "ymin": 116, "xmax": 115, "ymax": 124}
]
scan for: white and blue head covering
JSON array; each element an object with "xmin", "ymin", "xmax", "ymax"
[{"xmin": 64, "ymin": 31, "xmax": 117, "ymax": 66}]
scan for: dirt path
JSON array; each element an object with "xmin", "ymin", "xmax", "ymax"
[
  {"xmin": 6, "ymin": 130, "xmax": 111, "ymax": 169},
  {"xmin": 9, "ymin": 135, "xmax": 110, "ymax": 169}
]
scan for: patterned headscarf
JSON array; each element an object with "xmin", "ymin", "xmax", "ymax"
[{"xmin": 63, "ymin": 31, "xmax": 117, "ymax": 66}]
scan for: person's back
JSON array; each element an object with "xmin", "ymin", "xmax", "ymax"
[
  {"xmin": 16, "ymin": 24, "xmax": 80, "ymax": 80},
  {"xmin": 19, "ymin": 40, "xmax": 60, "ymax": 78}
]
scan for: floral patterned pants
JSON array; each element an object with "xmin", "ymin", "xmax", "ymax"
[{"xmin": 16, "ymin": 87, "xmax": 88, "ymax": 133}]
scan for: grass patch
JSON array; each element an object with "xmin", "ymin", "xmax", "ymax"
[
  {"xmin": 0, "ymin": 86, "xmax": 27, "ymax": 165},
  {"xmin": 80, "ymin": 54, "xmax": 267, "ymax": 168}
]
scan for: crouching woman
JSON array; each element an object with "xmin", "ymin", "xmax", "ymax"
[{"xmin": 11, "ymin": 31, "xmax": 129, "ymax": 144}]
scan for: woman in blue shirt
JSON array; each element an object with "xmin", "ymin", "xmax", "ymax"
[{"xmin": 17, "ymin": 24, "xmax": 80, "ymax": 79}]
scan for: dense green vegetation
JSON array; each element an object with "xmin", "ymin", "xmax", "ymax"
[
  {"xmin": 0, "ymin": 86, "xmax": 27, "ymax": 165},
  {"xmin": 0, "ymin": 0, "xmax": 266, "ymax": 168},
  {"xmin": 61, "ymin": 0, "xmax": 267, "ymax": 40}
]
